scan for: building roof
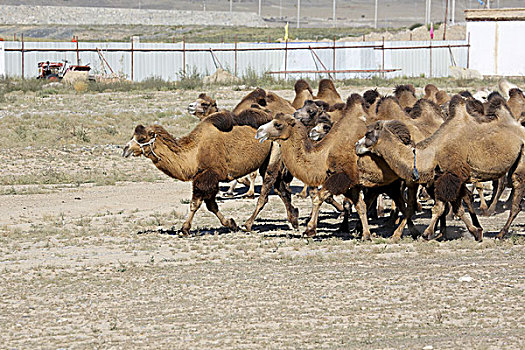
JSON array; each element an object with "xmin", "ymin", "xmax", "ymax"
[{"xmin": 465, "ymin": 8, "xmax": 525, "ymax": 21}]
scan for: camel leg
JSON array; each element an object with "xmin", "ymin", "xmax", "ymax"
[
  {"xmin": 324, "ymin": 195, "xmax": 344, "ymax": 212},
  {"xmin": 181, "ymin": 195, "xmax": 203, "ymax": 236},
  {"xmin": 462, "ymin": 187, "xmax": 482, "ymax": 230},
  {"xmin": 452, "ymin": 195, "xmax": 483, "ymax": 242},
  {"xmin": 273, "ymin": 170, "xmax": 299, "ymax": 231},
  {"xmin": 423, "ymin": 200, "xmax": 446, "ymax": 240},
  {"xmin": 244, "ymin": 145, "xmax": 298, "ymax": 232},
  {"xmin": 224, "ymin": 180, "xmax": 238, "ymax": 197},
  {"xmin": 204, "ymin": 198, "xmax": 238, "ymax": 232},
  {"xmin": 297, "ymin": 184, "xmax": 309, "ymax": 198},
  {"xmin": 342, "ymin": 188, "xmax": 371, "ymax": 240},
  {"xmin": 304, "ymin": 188, "xmax": 331, "ymax": 237},
  {"xmin": 497, "ymin": 173, "xmax": 525, "ymax": 239},
  {"xmin": 392, "ymin": 183, "xmax": 419, "ymax": 240},
  {"xmin": 377, "ymin": 194, "xmax": 385, "ymax": 218},
  {"xmin": 243, "ymin": 171, "xmax": 257, "ymax": 199},
  {"xmin": 474, "ymin": 181, "xmax": 489, "ymax": 215},
  {"xmin": 485, "ymin": 177, "xmax": 505, "ymax": 215},
  {"xmin": 502, "ymin": 187, "xmax": 515, "ymax": 211}
]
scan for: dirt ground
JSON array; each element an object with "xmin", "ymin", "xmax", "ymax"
[{"xmin": 0, "ymin": 85, "xmax": 524, "ymax": 349}]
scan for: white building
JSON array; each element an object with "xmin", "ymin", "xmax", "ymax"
[{"xmin": 466, "ymin": 8, "xmax": 525, "ymax": 76}]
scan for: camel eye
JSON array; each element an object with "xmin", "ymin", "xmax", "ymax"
[
  {"xmin": 274, "ymin": 122, "xmax": 283, "ymax": 130},
  {"xmin": 308, "ymin": 109, "xmax": 316, "ymax": 115},
  {"xmin": 323, "ymin": 125, "xmax": 331, "ymax": 131}
]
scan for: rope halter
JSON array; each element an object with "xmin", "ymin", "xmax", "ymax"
[
  {"xmin": 133, "ymin": 134, "xmax": 161, "ymax": 161},
  {"xmin": 412, "ymin": 147, "xmax": 420, "ymax": 181}
]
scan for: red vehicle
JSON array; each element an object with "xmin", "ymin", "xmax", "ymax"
[{"xmin": 37, "ymin": 60, "xmax": 92, "ymax": 81}]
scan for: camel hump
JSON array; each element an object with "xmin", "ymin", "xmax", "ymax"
[
  {"xmin": 234, "ymin": 108, "xmax": 273, "ymax": 129},
  {"xmin": 385, "ymin": 120, "xmax": 413, "ymax": 146},
  {"xmin": 410, "ymin": 98, "xmax": 442, "ymax": 120},
  {"xmin": 488, "ymin": 91, "xmax": 505, "ymax": 102},
  {"xmin": 394, "ymin": 84, "xmax": 416, "ymax": 97},
  {"xmin": 363, "ymin": 89, "xmax": 380, "ymax": 106},
  {"xmin": 424, "ymin": 84, "xmax": 439, "ymax": 95},
  {"xmin": 509, "ymin": 88, "xmax": 524, "ymax": 98},
  {"xmin": 458, "ymin": 90, "xmax": 473, "ymax": 99},
  {"xmin": 295, "ymin": 79, "xmax": 313, "ymax": 94},
  {"xmin": 465, "ymin": 99, "xmax": 486, "ymax": 118},
  {"xmin": 244, "ymin": 88, "xmax": 267, "ymax": 106},
  {"xmin": 204, "ymin": 111, "xmax": 235, "ymax": 132},
  {"xmin": 485, "ymin": 96, "xmax": 513, "ymax": 120},
  {"xmin": 345, "ymin": 93, "xmax": 365, "ymax": 109}
]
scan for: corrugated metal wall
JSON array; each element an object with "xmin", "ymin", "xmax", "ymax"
[{"xmin": 2, "ymin": 40, "xmax": 468, "ymax": 81}]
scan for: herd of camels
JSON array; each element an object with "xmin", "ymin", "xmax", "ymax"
[{"xmin": 122, "ymin": 78, "xmax": 525, "ymax": 242}]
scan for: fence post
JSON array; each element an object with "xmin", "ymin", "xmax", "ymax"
[
  {"xmin": 21, "ymin": 34, "xmax": 24, "ymax": 80},
  {"xmin": 183, "ymin": 36, "xmax": 186, "ymax": 76},
  {"xmin": 333, "ymin": 35, "xmax": 336, "ymax": 80},
  {"xmin": 381, "ymin": 36, "xmax": 385, "ymax": 78},
  {"xmin": 76, "ymin": 39, "xmax": 79, "ymax": 65},
  {"xmin": 234, "ymin": 35, "xmax": 237, "ymax": 77},
  {"xmin": 467, "ymin": 32, "xmax": 470, "ymax": 69},
  {"xmin": 429, "ymin": 41, "xmax": 433, "ymax": 78},
  {"xmin": 131, "ymin": 38, "xmax": 134, "ymax": 81},
  {"xmin": 284, "ymin": 39, "xmax": 288, "ymax": 80}
]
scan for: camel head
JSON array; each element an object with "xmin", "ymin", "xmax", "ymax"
[
  {"xmin": 188, "ymin": 93, "xmax": 218, "ymax": 120},
  {"xmin": 294, "ymin": 100, "xmax": 329, "ymax": 127},
  {"xmin": 355, "ymin": 120, "xmax": 413, "ymax": 156},
  {"xmin": 123, "ymin": 124, "xmax": 160, "ymax": 160},
  {"xmin": 256, "ymin": 113, "xmax": 296, "ymax": 143},
  {"xmin": 473, "ymin": 89, "xmax": 491, "ymax": 103},
  {"xmin": 309, "ymin": 113, "xmax": 333, "ymax": 141}
]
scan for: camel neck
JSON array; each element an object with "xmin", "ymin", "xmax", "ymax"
[
  {"xmin": 278, "ymin": 127, "xmax": 328, "ymax": 187},
  {"xmin": 148, "ymin": 135, "xmax": 198, "ymax": 182}
]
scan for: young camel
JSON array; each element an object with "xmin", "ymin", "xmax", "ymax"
[
  {"xmin": 187, "ymin": 93, "xmax": 219, "ymax": 120},
  {"xmin": 123, "ymin": 111, "xmax": 298, "ymax": 235},
  {"xmin": 356, "ymin": 96, "xmax": 525, "ymax": 241},
  {"xmin": 256, "ymin": 95, "xmax": 418, "ymax": 240}
]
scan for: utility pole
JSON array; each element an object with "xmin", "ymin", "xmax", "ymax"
[
  {"xmin": 443, "ymin": 0, "xmax": 448, "ymax": 40},
  {"xmin": 259, "ymin": 0, "xmax": 262, "ymax": 17},
  {"xmin": 297, "ymin": 0, "xmax": 301, "ymax": 28},
  {"xmin": 333, "ymin": 0, "xmax": 336, "ymax": 28},
  {"xmin": 374, "ymin": 0, "xmax": 378, "ymax": 29},
  {"xmin": 425, "ymin": 0, "xmax": 432, "ymax": 25}
]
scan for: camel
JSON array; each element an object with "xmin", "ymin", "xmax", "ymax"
[
  {"xmin": 187, "ymin": 93, "xmax": 218, "ymax": 120},
  {"xmin": 123, "ymin": 110, "xmax": 298, "ymax": 235},
  {"xmin": 315, "ymin": 79, "xmax": 343, "ymax": 106},
  {"xmin": 356, "ymin": 95, "xmax": 525, "ymax": 241},
  {"xmin": 507, "ymin": 88, "xmax": 525, "ymax": 121},
  {"xmin": 256, "ymin": 95, "xmax": 418, "ymax": 240},
  {"xmin": 232, "ymin": 88, "xmax": 295, "ymax": 115},
  {"xmin": 292, "ymin": 79, "xmax": 314, "ymax": 109},
  {"xmin": 394, "ymin": 84, "xmax": 417, "ymax": 111}
]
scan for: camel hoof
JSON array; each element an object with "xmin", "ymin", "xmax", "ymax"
[
  {"xmin": 390, "ymin": 235, "xmax": 401, "ymax": 243},
  {"xmin": 243, "ymin": 222, "xmax": 253, "ymax": 232},
  {"xmin": 243, "ymin": 193, "xmax": 255, "ymax": 199},
  {"xmin": 296, "ymin": 193, "xmax": 308, "ymax": 199},
  {"xmin": 228, "ymin": 218, "xmax": 238, "ymax": 232},
  {"xmin": 180, "ymin": 226, "xmax": 191, "ymax": 237},
  {"xmin": 223, "ymin": 192, "xmax": 235, "ymax": 197},
  {"xmin": 290, "ymin": 208, "xmax": 299, "ymax": 230},
  {"xmin": 361, "ymin": 232, "xmax": 372, "ymax": 241},
  {"xmin": 473, "ymin": 227, "xmax": 483, "ymax": 242},
  {"xmin": 496, "ymin": 230, "xmax": 507, "ymax": 240},
  {"xmin": 302, "ymin": 228, "xmax": 317, "ymax": 238}
]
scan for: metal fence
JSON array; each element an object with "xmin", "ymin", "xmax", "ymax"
[{"xmin": 2, "ymin": 38, "xmax": 469, "ymax": 81}]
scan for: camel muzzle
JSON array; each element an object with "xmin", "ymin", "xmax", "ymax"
[
  {"xmin": 122, "ymin": 144, "xmax": 132, "ymax": 158},
  {"xmin": 187, "ymin": 102, "xmax": 197, "ymax": 115}
]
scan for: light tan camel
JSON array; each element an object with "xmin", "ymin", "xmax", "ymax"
[
  {"xmin": 257, "ymin": 95, "xmax": 418, "ymax": 240},
  {"xmin": 123, "ymin": 111, "xmax": 298, "ymax": 235},
  {"xmin": 356, "ymin": 95, "xmax": 525, "ymax": 241}
]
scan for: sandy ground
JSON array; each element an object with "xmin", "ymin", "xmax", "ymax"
[{"xmin": 0, "ymin": 85, "xmax": 524, "ymax": 348}]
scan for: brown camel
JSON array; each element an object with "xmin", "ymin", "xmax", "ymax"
[
  {"xmin": 256, "ymin": 95, "xmax": 417, "ymax": 240},
  {"xmin": 123, "ymin": 110, "xmax": 298, "ymax": 235},
  {"xmin": 292, "ymin": 79, "xmax": 314, "ymax": 109},
  {"xmin": 356, "ymin": 96, "xmax": 525, "ymax": 241},
  {"xmin": 394, "ymin": 84, "xmax": 417, "ymax": 111},
  {"xmin": 315, "ymin": 79, "xmax": 343, "ymax": 106},
  {"xmin": 187, "ymin": 93, "xmax": 218, "ymax": 120},
  {"xmin": 507, "ymin": 88, "xmax": 525, "ymax": 121}
]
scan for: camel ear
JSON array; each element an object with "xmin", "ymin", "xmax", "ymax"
[
  {"xmin": 147, "ymin": 128, "xmax": 156, "ymax": 137},
  {"xmin": 135, "ymin": 125, "xmax": 146, "ymax": 134},
  {"xmin": 198, "ymin": 93, "xmax": 206, "ymax": 99}
]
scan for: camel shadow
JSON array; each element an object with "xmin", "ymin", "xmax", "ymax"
[{"xmin": 136, "ymin": 226, "xmax": 234, "ymax": 237}]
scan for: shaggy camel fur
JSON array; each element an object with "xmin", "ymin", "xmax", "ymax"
[
  {"xmin": 394, "ymin": 84, "xmax": 417, "ymax": 111},
  {"xmin": 356, "ymin": 96, "xmax": 525, "ymax": 241},
  {"xmin": 257, "ymin": 95, "xmax": 417, "ymax": 240},
  {"xmin": 187, "ymin": 93, "xmax": 219, "ymax": 120},
  {"xmin": 123, "ymin": 111, "xmax": 298, "ymax": 235},
  {"xmin": 233, "ymin": 88, "xmax": 295, "ymax": 115},
  {"xmin": 292, "ymin": 79, "xmax": 314, "ymax": 109}
]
